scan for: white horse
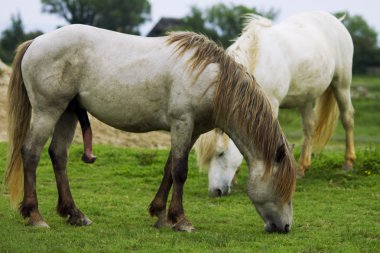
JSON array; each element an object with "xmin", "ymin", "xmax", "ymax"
[
  {"xmin": 195, "ymin": 11, "xmax": 355, "ymax": 196},
  {"xmin": 4, "ymin": 26, "xmax": 296, "ymax": 233}
]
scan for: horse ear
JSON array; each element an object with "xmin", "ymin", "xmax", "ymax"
[
  {"xmin": 289, "ymin": 143, "xmax": 295, "ymax": 152},
  {"xmin": 275, "ymin": 144, "xmax": 286, "ymax": 163}
]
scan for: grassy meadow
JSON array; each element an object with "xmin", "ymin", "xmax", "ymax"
[{"xmin": 0, "ymin": 75, "xmax": 379, "ymax": 252}]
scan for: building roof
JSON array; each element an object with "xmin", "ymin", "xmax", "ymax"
[{"xmin": 146, "ymin": 17, "xmax": 183, "ymax": 37}]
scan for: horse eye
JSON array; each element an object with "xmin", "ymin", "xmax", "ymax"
[{"xmin": 218, "ymin": 152, "xmax": 224, "ymax": 157}]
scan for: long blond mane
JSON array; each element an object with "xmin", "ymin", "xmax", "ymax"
[
  {"xmin": 167, "ymin": 32, "xmax": 295, "ymax": 202},
  {"xmin": 194, "ymin": 130, "xmax": 229, "ymax": 171}
]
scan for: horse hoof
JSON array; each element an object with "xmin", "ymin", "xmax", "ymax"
[
  {"xmin": 342, "ymin": 163, "xmax": 354, "ymax": 171},
  {"xmin": 28, "ymin": 220, "xmax": 50, "ymax": 228},
  {"xmin": 68, "ymin": 216, "xmax": 92, "ymax": 226},
  {"xmin": 82, "ymin": 154, "xmax": 97, "ymax": 164},
  {"xmin": 154, "ymin": 219, "xmax": 169, "ymax": 229},
  {"xmin": 172, "ymin": 219, "xmax": 195, "ymax": 232}
]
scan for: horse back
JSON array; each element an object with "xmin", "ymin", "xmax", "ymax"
[{"xmin": 261, "ymin": 11, "xmax": 353, "ymax": 106}]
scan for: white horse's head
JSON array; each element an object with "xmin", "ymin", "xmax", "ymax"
[
  {"xmin": 199, "ymin": 130, "xmax": 294, "ymax": 232},
  {"xmin": 208, "ymin": 135, "xmax": 243, "ymax": 197},
  {"xmin": 195, "ymin": 130, "xmax": 243, "ymax": 197}
]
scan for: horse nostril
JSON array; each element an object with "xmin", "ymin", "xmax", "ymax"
[
  {"xmin": 209, "ymin": 189, "xmax": 223, "ymax": 197},
  {"xmin": 284, "ymin": 224, "xmax": 290, "ymax": 233}
]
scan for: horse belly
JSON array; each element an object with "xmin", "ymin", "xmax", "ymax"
[{"xmin": 78, "ymin": 78, "xmax": 171, "ymax": 133}]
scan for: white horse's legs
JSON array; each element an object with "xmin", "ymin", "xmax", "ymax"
[
  {"xmin": 332, "ymin": 82, "xmax": 355, "ymax": 170},
  {"xmin": 149, "ymin": 115, "xmax": 196, "ymax": 232},
  {"xmin": 20, "ymin": 110, "xmax": 63, "ymax": 227},
  {"xmin": 48, "ymin": 110, "xmax": 92, "ymax": 226},
  {"xmin": 298, "ymin": 102, "xmax": 315, "ymax": 177},
  {"xmin": 167, "ymin": 115, "xmax": 195, "ymax": 232}
]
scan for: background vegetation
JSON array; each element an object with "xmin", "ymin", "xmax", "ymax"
[{"xmin": 1, "ymin": 1, "xmax": 380, "ymax": 73}]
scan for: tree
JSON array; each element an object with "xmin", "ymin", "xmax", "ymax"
[
  {"xmin": 336, "ymin": 12, "xmax": 380, "ymax": 73},
  {"xmin": 41, "ymin": 0, "xmax": 151, "ymax": 34},
  {"xmin": 0, "ymin": 13, "xmax": 42, "ymax": 63},
  {"xmin": 173, "ymin": 3, "xmax": 279, "ymax": 47}
]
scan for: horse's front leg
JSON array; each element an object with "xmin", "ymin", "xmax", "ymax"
[
  {"xmin": 148, "ymin": 151, "xmax": 173, "ymax": 228},
  {"xmin": 167, "ymin": 116, "xmax": 196, "ymax": 232},
  {"xmin": 168, "ymin": 150, "xmax": 193, "ymax": 232},
  {"xmin": 49, "ymin": 110, "xmax": 92, "ymax": 226}
]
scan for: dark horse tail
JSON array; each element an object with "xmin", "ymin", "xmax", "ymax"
[{"xmin": 4, "ymin": 40, "xmax": 33, "ymax": 206}]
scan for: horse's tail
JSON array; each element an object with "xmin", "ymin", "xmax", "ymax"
[
  {"xmin": 4, "ymin": 40, "xmax": 33, "ymax": 206},
  {"xmin": 312, "ymin": 86, "xmax": 339, "ymax": 150}
]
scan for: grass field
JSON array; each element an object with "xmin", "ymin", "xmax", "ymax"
[
  {"xmin": 0, "ymin": 143, "xmax": 379, "ymax": 253},
  {"xmin": 0, "ymin": 75, "xmax": 379, "ymax": 252}
]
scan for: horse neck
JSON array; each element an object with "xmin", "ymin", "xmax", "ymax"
[{"xmin": 218, "ymin": 120, "xmax": 256, "ymax": 170}]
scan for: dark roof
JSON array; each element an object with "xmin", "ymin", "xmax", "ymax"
[{"xmin": 146, "ymin": 17, "xmax": 183, "ymax": 37}]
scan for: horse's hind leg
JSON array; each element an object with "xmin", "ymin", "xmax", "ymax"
[
  {"xmin": 332, "ymin": 77, "xmax": 355, "ymax": 170},
  {"xmin": 298, "ymin": 102, "xmax": 315, "ymax": 177},
  {"xmin": 49, "ymin": 109, "xmax": 92, "ymax": 226},
  {"xmin": 20, "ymin": 111, "xmax": 63, "ymax": 227},
  {"xmin": 69, "ymin": 99, "xmax": 96, "ymax": 163}
]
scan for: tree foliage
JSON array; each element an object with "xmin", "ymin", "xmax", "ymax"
[
  {"xmin": 336, "ymin": 12, "xmax": 380, "ymax": 73},
  {"xmin": 41, "ymin": 0, "xmax": 151, "ymax": 34},
  {"xmin": 173, "ymin": 3, "xmax": 279, "ymax": 47},
  {"xmin": 0, "ymin": 13, "xmax": 43, "ymax": 63}
]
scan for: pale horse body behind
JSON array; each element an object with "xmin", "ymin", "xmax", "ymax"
[
  {"xmin": 195, "ymin": 11, "xmax": 355, "ymax": 196},
  {"xmin": 4, "ymin": 26, "xmax": 296, "ymax": 233}
]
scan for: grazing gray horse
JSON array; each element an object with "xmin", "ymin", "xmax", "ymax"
[{"xmin": 5, "ymin": 26, "xmax": 296, "ymax": 233}]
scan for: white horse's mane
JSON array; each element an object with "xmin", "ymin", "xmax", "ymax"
[
  {"xmin": 242, "ymin": 14, "xmax": 273, "ymax": 33},
  {"xmin": 227, "ymin": 14, "xmax": 273, "ymax": 75}
]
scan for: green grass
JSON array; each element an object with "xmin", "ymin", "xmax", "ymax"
[
  {"xmin": 0, "ymin": 75, "xmax": 379, "ymax": 252},
  {"xmin": 0, "ymin": 142, "xmax": 379, "ymax": 253}
]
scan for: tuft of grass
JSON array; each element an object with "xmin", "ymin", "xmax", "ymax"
[{"xmin": 135, "ymin": 151, "xmax": 158, "ymax": 166}]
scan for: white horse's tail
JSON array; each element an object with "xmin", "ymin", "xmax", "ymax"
[
  {"xmin": 4, "ymin": 40, "xmax": 33, "ymax": 206},
  {"xmin": 313, "ymin": 86, "xmax": 339, "ymax": 150}
]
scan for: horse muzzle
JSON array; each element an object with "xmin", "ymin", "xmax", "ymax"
[
  {"xmin": 264, "ymin": 222, "xmax": 291, "ymax": 234},
  {"xmin": 208, "ymin": 185, "xmax": 231, "ymax": 197}
]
